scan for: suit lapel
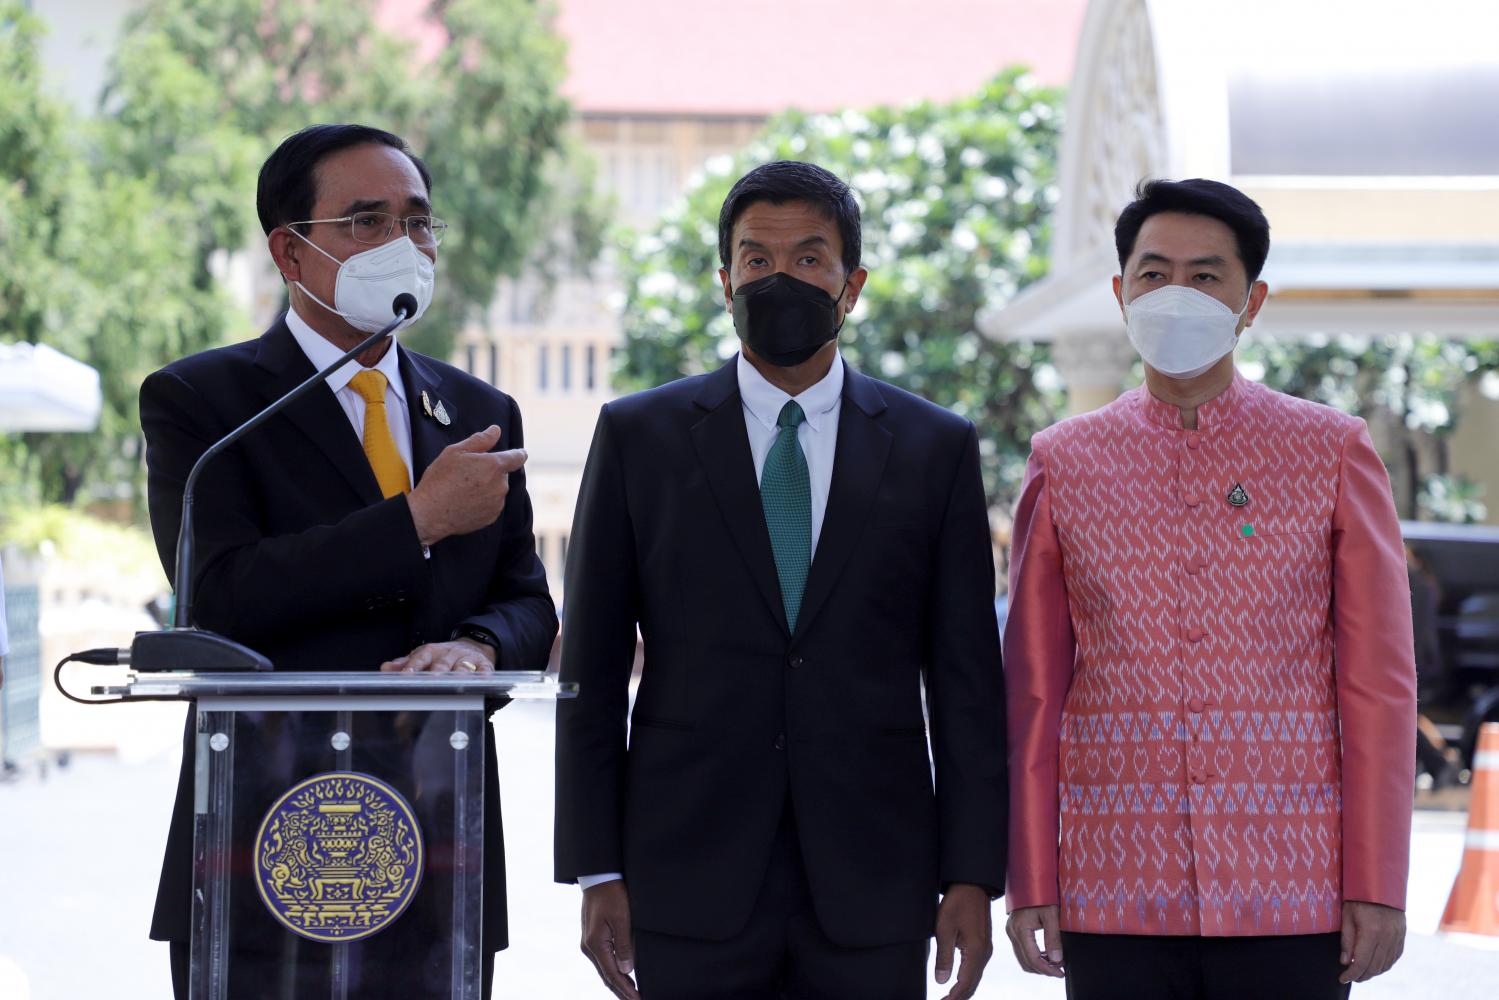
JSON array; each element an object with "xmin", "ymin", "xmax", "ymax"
[
  {"xmin": 794, "ymin": 364, "xmax": 891, "ymax": 639},
  {"xmin": 400, "ymin": 349, "xmax": 457, "ymax": 485},
  {"xmin": 252, "ymin": 318, "xmax": 382, "ymax": 506},
  {"xmin": 690, "ymin": 361, "xmax": 790, "ymax": 636}
]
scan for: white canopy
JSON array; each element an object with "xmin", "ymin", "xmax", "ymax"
[{"xmin": 0, "ymin": 342, "xmax": 102, "ymax": 432}]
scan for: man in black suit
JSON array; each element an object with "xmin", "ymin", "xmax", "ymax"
[
  {"xmin": 555, "ymin": 161, "xmax": 1007, "ymax": 1000},
  {"xmin": 140, "ymin": 124, "xmax": 557, "ymax": 998}
]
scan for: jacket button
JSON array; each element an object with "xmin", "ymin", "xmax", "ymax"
[
  {"xmin": 788, "ymin": 655, "xmax": 803, "ymax": 670},
  {"xmin": 1184, "ymin": 561, "xmax": 1200, "ymax": 576},
  {"xmin": 1191, "ymin": 772, "xmax": 1207, "ymax": 785},
  {"xmin": 773, "ymin": 734, "xmax": 786, "ymax": 751},
  {"xmin": 1188, "ymin": 696, "xmax": 1206, "ymax": 713},
  {"xmin": 1187, "ymin": 627, "xmax": 1206, "ymax": 643},
  {"xmin": 1184, "ymin": 495, "xmax": 1201, "ymax": 509},
  {"xmin": 1186, "ymin": 435, "xmax": 1201, "ymax": 450}
]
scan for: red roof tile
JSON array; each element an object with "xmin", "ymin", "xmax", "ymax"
[{"xmin": 382, "ymin": 0, "xmax": 1086, "ymax": 117}]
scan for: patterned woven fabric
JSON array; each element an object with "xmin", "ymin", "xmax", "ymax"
[
  {"xmin": 349, "ymin": 369, "xmax": 410, "ymax": 499},
  {"xmin": 760, "ymin": 400, "xmax": 811, "ymax": 631},
  {"xmin": 1005, "ymin": 373, "xmax": 1416, "ymax": 937}
]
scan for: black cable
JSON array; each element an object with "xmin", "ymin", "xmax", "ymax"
[{"xmin": 54, "ymin": 650, "xmax": 128, "ymax": 706}]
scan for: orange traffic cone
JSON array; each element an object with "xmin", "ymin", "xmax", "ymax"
[{"xmin": 1440, "ymin": 722, "xmax": 1499, "ymax": 937}]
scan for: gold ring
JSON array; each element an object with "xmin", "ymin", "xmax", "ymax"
[{"xmin": 457, "ymin": 660, "xmax": 479, "ymax": 672}]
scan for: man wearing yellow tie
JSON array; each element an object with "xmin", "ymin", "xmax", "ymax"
[{"xmin": 139, "ymin": 124, "xmax": 557, "ymax": 998}]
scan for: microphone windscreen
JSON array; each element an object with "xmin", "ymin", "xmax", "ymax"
[{"xmin": 392, "ymin": 292, "xmax": 419, "ymax": 319}]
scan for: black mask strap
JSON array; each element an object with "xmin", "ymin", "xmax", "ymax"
[{"xmin": 831, "ymin": 273, "xmax": 852, "ymax": 334}]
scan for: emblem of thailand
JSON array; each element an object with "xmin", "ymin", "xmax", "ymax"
[{"xmin": 254, "ymin": 772, "xmax": 424, "ymax": 942}]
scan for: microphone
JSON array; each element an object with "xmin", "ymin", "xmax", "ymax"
[
  {"xmin": 391, "ymin": 292, "xmax": 418, "ymax": 320},
  {"xmin": 129, "ymin": 296, "xmax": 418, "ymax": 672}
]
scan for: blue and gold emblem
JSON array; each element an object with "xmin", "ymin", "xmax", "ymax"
[{"xmin": 254, "ymin": 772, "xmax": 423, "ymax": 942}]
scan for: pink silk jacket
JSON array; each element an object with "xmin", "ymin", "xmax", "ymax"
[{"xmin": 1004, "ymin": 373, "xmax": 1416, "ymax": 936}]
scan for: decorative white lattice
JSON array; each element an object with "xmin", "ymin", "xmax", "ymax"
[{"xmin": 1060, "ymin": 0, "xmax": 1169, "ymax": 264}]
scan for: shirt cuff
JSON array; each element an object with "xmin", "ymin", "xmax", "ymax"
[{"xmin": 577, "ymin": 872, "xmax": 624, "ymax": 891}]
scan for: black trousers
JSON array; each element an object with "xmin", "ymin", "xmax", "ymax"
[
  {"xmin": 1062, "ymin": 931, "xmax": 1351, "ymax": 1000},
  {"xmin": 633, "ymin": 803, "xmax": 929, "ymax": 1000},
  {"xmin": 170, "ymin": 940, "xmax": 495, "ymax": 999}
]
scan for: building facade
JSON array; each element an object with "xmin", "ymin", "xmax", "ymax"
[
  {"xmin": 453, "ymin": 0, "xmax": 1086, "ymax": 599},
  {"xmin": 982, "ymin": 0, "xmax": 1499, "ymax": 523}
]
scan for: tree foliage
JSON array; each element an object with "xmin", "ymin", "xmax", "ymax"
[
  {"xmin": 617, "ymin": 69, "xmax": 1067, "ymax": 507},
  {"xmin": 100, "ymin": 0, "xmax": 603, "ymax": 357},
  {"xmin": 614, "ymin": 65, "xmax": 1499, "ymax": 522},
  {"xmin": 1, "ymin": 2, "xmax": 217, "ymax": 505},
  {"xmin": 1241, "ymin": 333, "xmax": 1499, "ymax": 522},
  {"xmin": 1, "ymin": 0, "xmax": 599, "ymax": 506}
]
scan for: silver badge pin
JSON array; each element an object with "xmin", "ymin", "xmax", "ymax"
[
  {"xmin": 1227, "ymin": 483, "xmax": 1249, "ymax": 508},
  {"xmin": 433, "ymin": 399, "xmax": 451, "ymax": 426}
]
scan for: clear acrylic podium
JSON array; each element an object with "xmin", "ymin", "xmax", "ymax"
[{"xmin": 104, "ymin": 670, "xmax": 576, "ymax": 1000}]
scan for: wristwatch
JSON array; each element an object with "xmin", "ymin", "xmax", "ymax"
[{"xmin": 451, "ymin": 624, "xmax": 500, "ymax": 666}]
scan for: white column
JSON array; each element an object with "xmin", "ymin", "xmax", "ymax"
[{"xmin": 1052, "ymin": 330, "xmax": 1137, "ymax": 415}]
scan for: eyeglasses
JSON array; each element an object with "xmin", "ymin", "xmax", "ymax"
[{"xmin": 288, "ymin": 211, "xmax": 450, "ymax": 248}]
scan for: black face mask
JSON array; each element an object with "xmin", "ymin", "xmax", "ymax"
[{"xmin": 730, "ymin": 271, "xmax": 849, "ymax": 368}]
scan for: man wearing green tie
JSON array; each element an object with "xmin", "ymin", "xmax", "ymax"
[{"xmin": 555, "ymin": 161, "xmax": 1009, "ymax": 1000}]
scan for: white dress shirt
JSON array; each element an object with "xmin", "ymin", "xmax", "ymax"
[
  {"xmin": 577, "ymin": 352, "xmax": 846, "ymax": 892},
  {"xmin": 735, "ymin": 349, "xmax": 843, "ymax": 554},
  {"xmin": 285, "ymin": 307, "xmax": 414, "ymax": 490}
]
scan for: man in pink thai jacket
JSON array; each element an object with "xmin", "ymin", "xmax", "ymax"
[{"xmin": 1003, "ymin": 178, "xmax": 1416, "ymax": 999}]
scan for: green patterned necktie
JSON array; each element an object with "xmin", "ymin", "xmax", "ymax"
[{"xmin": 760, "ymin": 400, "xmax": 811, "ymax": 632}]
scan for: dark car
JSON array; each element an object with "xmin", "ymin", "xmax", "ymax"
[{"xmin": 1402, "ymin": 520, "xmax": 1499, "ymax": 770}]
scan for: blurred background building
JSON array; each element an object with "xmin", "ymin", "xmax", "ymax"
[
  {"xmin": 6, "ymin": 3, "xmax": 1499, "ymax": 997},
  {"xmin": 446, "ymin": 0, "xmax": 1086, "ymax": 598},
  {"xmin": 9, "ymin": 0, "xmax": 1498, "ymax": 724},
  {"xmin": 23, "ymin": 0, "xmax": 1089, "ymax": 602},
  {"xmin": 983, "ymin": 0, "xmax": 1499, "ymax": 522}
]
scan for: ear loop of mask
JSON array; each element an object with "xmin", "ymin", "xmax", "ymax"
[
  {"xmin": 1224, "ymin": 287, "xmax": 1256, "ymax": 346},
  {"xmin": 831, "ymin": 273, "xmax": 853, "ymax": 334},
  {"xmin": 284, "ymin": 226, "xmax": 357, "ymax": 321}
]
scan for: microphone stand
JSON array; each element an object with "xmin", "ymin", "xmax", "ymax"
[{"xmin": 131, "ymin": 300, "xmax": 415, "ymax": 672}]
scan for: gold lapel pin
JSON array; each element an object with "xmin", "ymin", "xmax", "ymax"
[{"xmin": 420, "ymin": 389, "xmax": 434, "ymax": 418}]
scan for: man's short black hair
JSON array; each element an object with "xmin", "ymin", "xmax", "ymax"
[
  {"xmin": 718, "ymin": 161, "xmax": 862, "ymax": 276},
  {"xmin": 256, "ymin": 124, "xmax": 432, "ymax": 235},
  {"xmin": 1114, "ymin": 178, "xmax": 1271, "ymax": 282}
]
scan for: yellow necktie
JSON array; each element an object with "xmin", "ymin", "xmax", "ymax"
[{"xmin": 348, "ymin": 370, "xmax": 410, "ymax": 499}]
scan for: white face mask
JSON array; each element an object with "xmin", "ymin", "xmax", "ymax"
[
  {"xmin": 290, "ymin": 232, "xmax": 436, "ymax": 333},
  {"xmin": 1123, "ymin": 284, "xmax": 1252, "ymax": 380}
]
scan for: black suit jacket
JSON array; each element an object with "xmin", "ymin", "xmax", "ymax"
[
  {"xmin": 140, "ymin": 317, "xmax": 557, "ymax": 952},
  {"xmin": 554, "ymin": 358, "xmax": 1006, "ymax": 947}
]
